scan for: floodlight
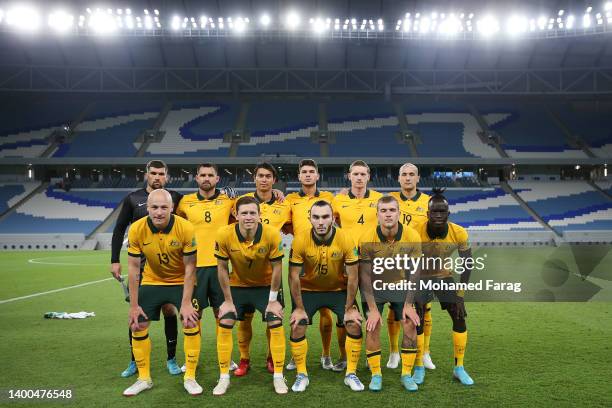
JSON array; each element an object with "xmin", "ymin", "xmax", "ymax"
[
  {"xmin": 48, "ymin": 10, "xmax": 73, "ymax": 33},
  {"xmin": 286, "ymin": 11, "xmax": 300, "ymax": 29},
  {"xmin": 477, "ymin": 15, "xmax": 499, "ymax": 37},
  {"xmin": 6, "ymin": 5, "xmax": 41, "ymax": 31}
]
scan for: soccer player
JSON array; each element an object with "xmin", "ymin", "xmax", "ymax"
[
  {"xmin": 176, "ymin": 162, "xmax": 237, "ymax": 371},
  {"xmin": 213, "ymin": 196, "xmax": 287, "ymax": 395},
  {"xmin": 331, "ymin": 159, "xmax": 382, "ymax": 372},
  {"xmin": 122, "ymin": 189, "xmax": 202, "ymax": 396},
  {"xmin": 358, "ymin": 196, "xmax": 422, "ymax": 392},
  {"xmin": 285, "ymin": 159, "xmax": 339, "ymax": 371},
  {"xmin": 235, "ymin": 162, "xmax": 291, "ymax": 376},
  {"xmin": 288, "ymin": 200, "xmax": 364, "ymax": 392},
  {"xmin": 389, "ymin": 163, "xmax": 435, "ymax": 370},
  {"xmin": 412, "ymin": 188, "xmax": 474, "ymax": 386},
  {"xmin": 110, "ymin": 160, "xmax": 183, "ymax": 377}
]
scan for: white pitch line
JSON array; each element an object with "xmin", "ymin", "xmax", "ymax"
[{"xmin": 0, "ymin": 277, "xmax": 114, "ymax": 305}]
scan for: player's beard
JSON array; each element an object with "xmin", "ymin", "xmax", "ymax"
[
  {"xmin": 313, "ymin": 223, "xmax": 332, "ymax": 239},
  {"xmin": 199, "ymin": 181, "xmax": 215, "ymax": 192}
]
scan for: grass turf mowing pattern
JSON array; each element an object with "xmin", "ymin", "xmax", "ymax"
[{"xmin": 0, "ymin": 250, "xmax": 611, "ymax": 407}]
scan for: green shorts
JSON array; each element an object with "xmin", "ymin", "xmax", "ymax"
[
  {"xmin": 228, "ymin": 286, "xmax": 284, "ymax": 322},
  {"xmin": 194, "ymin": 266, "xmax": 223, "ymax": 310},
  {"xmin": 416, "ymin": 277, "xmax": 459, "ymax": 310},
  {"xmin": 292, "ymin": 291, "xmax": 349, "ymax": 326},
  {"xmin": 138, "ymin": 284, "xmax": 198, "ymax": 322},
  {"xmin": 361, "ymin": 300, "xmax": 404, "ymax": 322}
]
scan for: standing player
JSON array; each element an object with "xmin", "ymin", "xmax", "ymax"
[
  {"xmin": 358, "ymin": 196, "xmax": 422, "ymax": 392},
  {"xmin": 235, "ymin": 162, "xmax": 291, "ymax": 376},
  {"xmin": 110, "ymin": 160, "xmax": 183, "ymax": 378},
  {"xmin": 176, "ymin": 163, "xmax": 237, "ymax": 371},
  {"xmin": 412, "ymin": 188, "xmax": 474, "ymax": 386},
  {"xmin": 122, "ymin": 189, "xmax": 202, "ymax": 396},
  {"xmin": 331, "ymin": 160, "xmax": 382, "ymax": 371},
  {"xmin": 213, "ymin": 196, "xmax": 288, "ymax": 395},
  {"xmin": 285, "ymin": 159, "xmax": 339, "ymax": 371},
  {"xmin": 389, "ymin": 163, "xmax": 435, "ymax": 371},
  {"xmin": 288, "ymin": 200, "xmax": 364, "ymax": 392}
]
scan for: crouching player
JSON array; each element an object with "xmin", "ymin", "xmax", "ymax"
[
  {"xmin": 288, "ymin": 200, "xmax": 364, "ymax": 392},
  {"xmin": 123, "ymin": 189, "xmax": 202, "ymax": 396},
  {"xmin": 412, "ymin": 188, "xmax": 474, "ymax": 386},
  {"xmin": 358, "ymin": 196, "xmax": 422, "ymax": 392},
  {"xmin": 213, "ymin": 196, "xmax": 288, "ymax": 395}
]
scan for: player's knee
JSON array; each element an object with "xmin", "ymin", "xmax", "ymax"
[
  {"xmin": 219, "ymin": 318, "xmax": 235, "ymax": 328},
  {"xmin": 161, "ymin": 303, "xmax": 176, "ymax": 316},
  {"xmin": 452, "ymin": 318, "xmax": 466, "ymax": 333},
  {"xmin": 344, "ymin": 321, "xmax": 362, "ymax": 337},
  {"xmin": 131, "ymin": 320, "xmax": 150, "ymax": 333},
  {"xmin": 402, "ymin": 319, "xmax": 416, "ymax": 334},
  {"xmin": 291, "ymin": 324, "xmax": 306, "ymax": 339}
]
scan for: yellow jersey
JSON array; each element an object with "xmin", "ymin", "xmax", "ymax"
[
  {"xmin": 176, "ymin": 189, "xmax": 235, "ymax": 267},
  {"xmin": 358, "ymin": 223, "xmax": 422, "ymax": 283},
  {"xmin": 332, "ymin": 189, "xmax": 383, "ymax": 245},
  {"xmin": 414, "ymin": 221, "xmax": 470, "ymax": 279},
  {"xmin": 214, "ymin": 223, "xmax": 284, "ymax": 287},
  {"xmin": 289, "ymin": 226, "xmax": 358, "ymax": 292},
  {"xmin": 389, "ymin": 190, "xmax": 430, "ymax": 227},
  {"xmin": 238, "ymin": 192, "xmax": 291, "ymax": 229},
  {"xmin": 127, "ymin": 214, "xmax": 197, "ymax": 285},
  {"xmin": 285, "ymin": 189, "xmax": 335, "ymax": 236}
]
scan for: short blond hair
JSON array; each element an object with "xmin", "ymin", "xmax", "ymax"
[{"xmin": 349, "ymin": 160, "xmax": 370, "ymax": 174}]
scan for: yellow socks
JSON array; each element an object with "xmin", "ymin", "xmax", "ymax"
[
  {"xmin": 453, "ymin": 330, "xmax": 467, "ymax": 367},
  {"xmin": 366, "ymin": 349, "xmax": 382, "ymax": 376},
  {"xmin": 131, "ymin": 328, "xmax": 151, "ymax": 380},
  {"xmin": 290, "ymin": 336, "xmax": 308, "ymax": 375},
  {"xmin": 268, "ymin": 324, "xmax": 286, "ymax": 374},
  {"xmin": 423, "ymin": 303, "xmax": 433, "ymax": 354},
  {"xmin": 387, "ymin": 310, "xmax": 400, "ymax": 354},
  {"xmin": 415, "ymin": 333, "xmax": 424, "ymax": 367},
  {"xmin": 345, "ymin": 332, "xmax": 362, "ymax": 374},
  {"xmin": 319, "ymin": 308, "xmax": 333, "ymax": 357},
  {"xmin": 183, "ymin": 325, "xmax": 201, "ymax": 380},
  {"xmin": 217, "ymin": 324, "xmax": 233, "ymax": 375},
  {"xmin": 401, "ymin": 346, "xmax": 417, "ymax": 376},
  {"xmin": 237, "ymin": 313, "xmax": 253, "ymax": 360}
]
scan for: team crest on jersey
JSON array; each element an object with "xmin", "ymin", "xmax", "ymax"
[
  {"xmin": 258, "ymin": 247, "xmax": 267, "ymax": 254},
  {"xmin": 417, "ymin": 206, "xmax": 425, "ymax": 212},
  {"xmin": 170, "ymin": 240, "xmax": 181, "ymax": 247},
  {"xmin": 369, "ymin": 203, "xmax": 376, "ymax": 208},
  {"xmin": 215, "ymin": 200, "xmax": 223, "ymax": 205},
  {"xmin": 273, "ymin": 209, "xmax": 281, "ymax": 215}
]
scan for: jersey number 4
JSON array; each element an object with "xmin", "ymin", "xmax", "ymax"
[{"xmin": 357, "ymin": 214, "xmax": 365, "ymax": 225}]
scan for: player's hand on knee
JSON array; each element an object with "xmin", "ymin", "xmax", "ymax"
[
  {"xmin": 344, "ymin": 307, "xmax": 362, "ymax": 327},
  {"xmin": 219, "ymin": 301, "xmax": 237, "ymax": 321},
  {"xmin": 129, "ymin": 306, "xmax": 147, "ymax": 331},
  {"xmin": 180, "ymin": 302, "xmax": 199, "ymax": 328},
  {"xmin": 290, "ymin": 308, "xmax": 308, "ymax": 329},
  {"xmin": 403, "ymin": 304, "xmax": 420, "ymax": 327},
  {"xmin": 265, "ymin": 300, "xmax": 284, "ymax": 320},
  {"xmin": 365, "ymin": 309, "xmax": 381, "ymax": 332},
  {"xmin": 110, "ymin": 263, "xmax": 122, "ymax": 281}
]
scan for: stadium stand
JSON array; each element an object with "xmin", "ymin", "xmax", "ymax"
[
  {"xmin": 0, "ymin": 187, "xmax": 123, "ymax": 234},
  {"xmin": 53, "ymin": 100, "xmax": 163, "ymax": 157},
  {"xmin": 554, "ymin": 104, "xmax": 612, "ymax": 158},
  {"xmin": 0, "ymin": 99, "xmax": 85, "ymax": 158},
  {"xmin": 146, "ymin": 101, "xmax": 239, "ymax": 156},
  {"xmin": 443, "ymin": 188, "xmax": 544, "ymax": 231},
  {"xmin": 0, "ymin": 182, "xmax": 40, "ymax": 213},
  {"xmin": 595, "ymin": 180, "xmax": 612, "ymax": 195},
  {"xmin": 509, "ymin": 181, "xmax": 612, "ymax": 232},
  {"xmin": 478, "ymin": 102, "xmax": 587, "ymax": 158}
]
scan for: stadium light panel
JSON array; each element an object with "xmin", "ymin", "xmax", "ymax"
[
  {"xmin": 144, "ymin": 15, "xmax": 152, "ymax": 29},
  {"xmin": 420, "ymin": 16, "xmax": 431, "ymax": 33},
  {"xmin": 6, "ymin": 5, "xmax": 41, "ymax": 32},
  {"xmin": 125, "ymin": 15, "xmax": 134, "ymax": 29},
  {"xmin": 171, "ymin": 15, "xmax": 180, "ymax": 30},
  {"xmin": 233, "ymin": 17, "xmax": 246, "ymax": 33},
  {"xmin": 312, "ymin": 17, "xmax": 326, "ymax": 34},
  {"xmin": 438, "ymin": 15, "xmax": 461, "ymax": 35},
  {"xmin": 537, "ymin": 16, "xmax": 547, "ymax": 30},
  {"xmin": 507, "ymin": 15, "xmax": 528, "ymax": 36},
  {"xmin": 566, "ymin": 15, "xmax": 575, "ymax": 29},
  {"xmin": 260, "ymin": 14, "xmax": 270, "ymax": 27},
  {"xmin": 286, "ymin": 11, "xmax": 300, "ymax": 29},
  {"xmin": 583, "ymin": 14, "xmax": 592, "ymax": 28},
  {"xmin": 126, "ymin": 9, "xmax": 131, "ymax": 15},
  {"xmin": 477, "ymin": 15, "xmax": 499, "ymax": 37},
  {"xmin": 0, "ymin": 9, "xmax": 4, "ymax": 24},
  {"xmin": 154, "ymin": 9, "xmax": 159, "ymax": 16},
  {"xmin": 89, "ymin": 9, "xmax": 117, "ymax": 34},
  {"xmin": 48, "ymin": 10, "xmax": 73, "ymax": 33}
]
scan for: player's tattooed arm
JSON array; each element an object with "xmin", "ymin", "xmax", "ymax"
[{"xmin": 181, "ymin": 254, "xmax": 199, "ymax": 328}]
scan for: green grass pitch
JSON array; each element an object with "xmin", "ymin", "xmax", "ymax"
[{"xmin": 1, "ymin": 248, "xmax": 611, "ymax": 407}]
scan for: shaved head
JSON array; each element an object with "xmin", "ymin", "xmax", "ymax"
[
  {"xmin": 148, "ymin": 189, "xmax": 173, "ymax": 206},
  {"xmin": 147, "ymin": 189, "xmax": 173, "ymax": 228}
]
